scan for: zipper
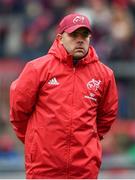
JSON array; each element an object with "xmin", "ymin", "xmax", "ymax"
[{"xmin": 66, "ymin": 67, "xmax": 76, "ymax": 178}]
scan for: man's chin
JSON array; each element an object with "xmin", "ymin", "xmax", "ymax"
[{"xmin": 73, "ymin": 53, "xmax": 86, "ymax": 60}]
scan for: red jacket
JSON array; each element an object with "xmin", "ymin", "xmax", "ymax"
[{"xmin": 10, "ymin": 39, "xmax": 118, "ymax": 179}]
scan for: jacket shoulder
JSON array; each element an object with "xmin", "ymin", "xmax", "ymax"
[
  {"xmin": 28, "ymin": 54, "xmax": 54, "ymax": 70},
  {"xmin": 96, "ymin": 61, "xmax": 114, "ymax": 78}
]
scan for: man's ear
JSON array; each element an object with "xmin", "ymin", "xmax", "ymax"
[
  {"xmin": 89, "ymin": 34, "xmax": 92, "ymax": 42},
  {"xmin": 56, "ymin": 34, "xmax": 63, "ymax": 44}
]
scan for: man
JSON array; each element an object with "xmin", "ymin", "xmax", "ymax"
[{"xmin": 10, "ymin": 13, "xmax": 118, "ymax": 179}]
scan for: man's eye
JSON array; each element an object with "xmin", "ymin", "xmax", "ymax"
[
  {"xmin": 70, "ymin": 31, "xmax": 90, "ymax": 38},
  {"xmin": 82, "ymin": 32, "xmax": 90, "ymax": 37},
  {"xmin": 70, "ymin": 32, "xmax": 77, "ymax": 37}
]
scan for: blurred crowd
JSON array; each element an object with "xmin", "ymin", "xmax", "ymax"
[
  {"xmin": 0, "ymin": 0, "xmax": 135, "ymax": 156},
  {"xmin": 0, "ymin": 0, "xmax": 135, "ymax": 62}
]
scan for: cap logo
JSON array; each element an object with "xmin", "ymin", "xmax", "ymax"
[{"xmin": 73, "ymin": 16, "xmax": 85, "ymax": 24}]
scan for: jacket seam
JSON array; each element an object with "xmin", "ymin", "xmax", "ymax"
[{"xmin": 66, "ymin": 68, "xmax": 76, "ymax": 178}]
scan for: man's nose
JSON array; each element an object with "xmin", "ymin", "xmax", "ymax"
[{"xmin": 76, "ymin": 35, "xmax": 84, "ymax": 43}]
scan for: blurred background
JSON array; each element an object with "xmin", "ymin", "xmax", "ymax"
[{"xmin": 0, "ymin": 0, "xmax": 135, "ymax": 178}]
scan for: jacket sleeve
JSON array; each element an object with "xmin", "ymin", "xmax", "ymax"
[
  {"xmin": 97, "ymin": 72, "xmax": 118, "ymax": 140},
  {"xmin": 10, "ymin": 62, "xmax": 39, "ymax": 143}
]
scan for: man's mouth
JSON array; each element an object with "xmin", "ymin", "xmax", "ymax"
[
  {"xmin": 76, "ymin": 46, "xmax": 84, "ymax": 49},
  {"xmin": 75, "ymin": 47, "xmax": 84, "ymax": 52}
]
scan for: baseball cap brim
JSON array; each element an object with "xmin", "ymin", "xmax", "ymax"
[{"xmin": 64, "ymin": 25, "xmax": 92, "ymax": 34}]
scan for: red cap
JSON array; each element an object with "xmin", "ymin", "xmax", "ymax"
[{"xmin": 57, "ymin": 13, "xmax": 92, "ymax": 34}]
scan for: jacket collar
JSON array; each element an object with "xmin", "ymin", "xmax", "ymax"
[{"xmin": 48, "ymin": 39, "xmax": 99, "ymax": 67}]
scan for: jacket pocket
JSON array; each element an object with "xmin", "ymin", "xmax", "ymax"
[
  {"xmin": 25, "ymin": 128, "xmax": 37, "ymax": 164},
  {"xmin": 30, "ymin": 129, "xmax": 37, "ymax": 162},
  {"xmin": 92, "ymin": 128, "xmax": 102, "ymax": 167},
  {"xmin": 28, "ymin": 127, "xmax": 45, "ymax": 163}
]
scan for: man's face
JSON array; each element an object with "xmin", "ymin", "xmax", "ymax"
[{"xmin": 59, "ymin": 27, "xmax": 91, "ymax": 60}]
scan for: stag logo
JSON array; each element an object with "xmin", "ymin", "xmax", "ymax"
[{"xmin": 87, "ymin": 79, "xmax": 101, "ymax": 91}]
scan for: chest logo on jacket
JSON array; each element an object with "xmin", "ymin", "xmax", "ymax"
[
  {"xmin": 48, "ymin": 77, "xmax": 59, "ymax": 85},
  {"xmin": 87, "ymin": 79, "xmax": 101, "ymax": 92},
  {"xmin": 84, "ymin": 79, "xmax": 101, "ymax": 102}
]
